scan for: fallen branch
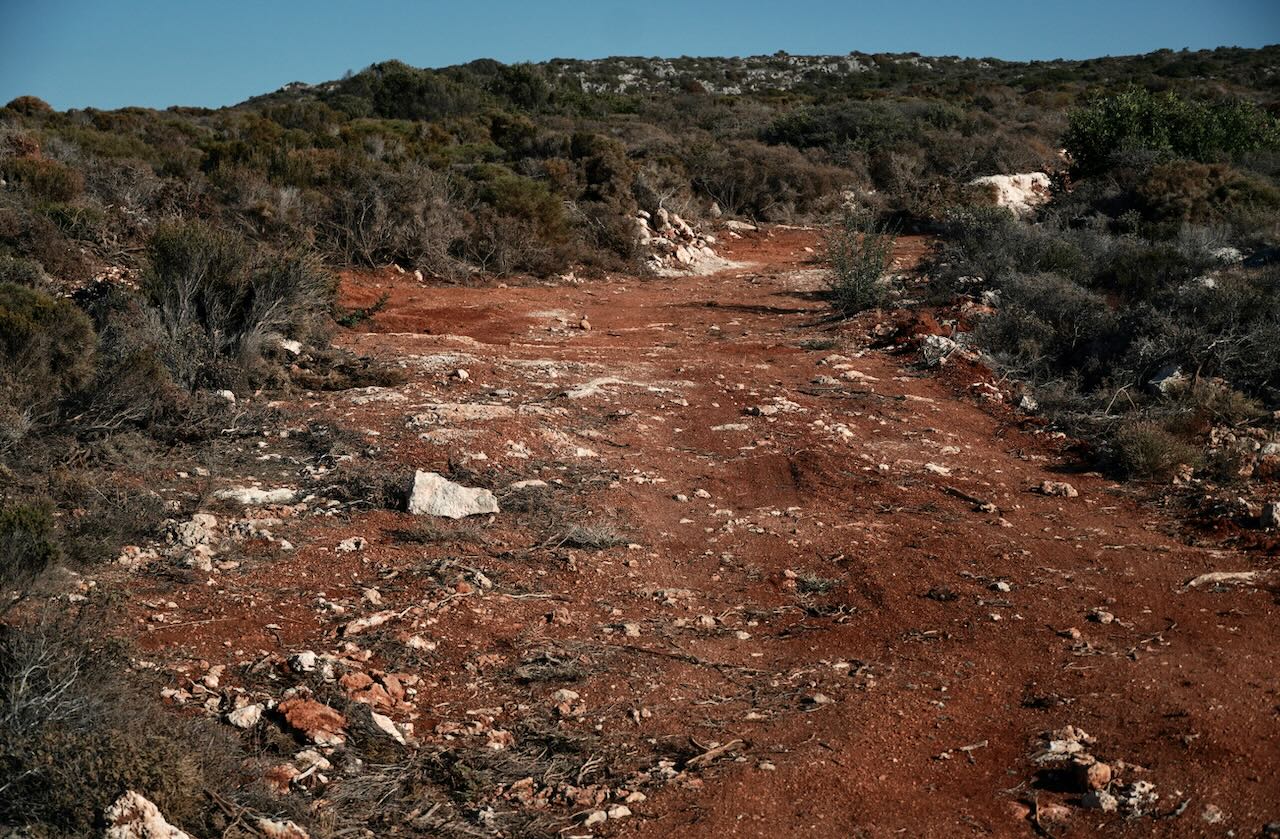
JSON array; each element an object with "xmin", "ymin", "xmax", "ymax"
[
  {"xmin": 685, "ymin": 738, "xmax": 745, "ymax": 770},
  {"xmin": 941, "ymin": 485, "xmax": 999, "ymax": 513}
]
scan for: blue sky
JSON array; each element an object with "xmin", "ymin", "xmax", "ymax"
[{"xmin": 2, "ymin": 0, "xmax": 1276, "ymax": 111}]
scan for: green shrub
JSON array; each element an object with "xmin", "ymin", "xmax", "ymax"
[
  {"xmin": 825, "ymin": 212, "xmax": 895, "ymax": 316},
  {"xmin": 0, "ymin": 503, "xmax": 59, "ymax": 586},
  {"xmin": 0, "ymin": 282, "xmax": 96, "ymax": 416},
  {"xmin": 1065, "ymin": 89, "xmax": 1280, "ymax": 176}
]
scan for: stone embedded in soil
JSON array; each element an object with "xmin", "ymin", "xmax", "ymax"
[
  {"xmin": 167, "ymin": 513, "xmax": 217, "ymax": 548},
  {"xmin": 278, "ymin": 698, "xmax": 347, "ymax": 746},
  {"xmin": 214, "ymin": 486, "xmax": 297, "ymax": 505},
  {"xmin": 256, "ymin": 818, "xmax": 311, "ymax": 839},
  {"xmin": 1037, "ymin": 480, "xmax": 1078, "ymax": 498},
  {"xmin": 336, "ymin": 536, "xmax": 367, "ymax": 552},
  {"xmin": 406, "ymin": 470, "xmax": 500, "ymax": 518},
  {"xmin": 227, "ymin": 703, "xmax": 263, "ymax": 729},
  {"xmin": 371, "ymin": 710, "xmax": 407, "ymax": 744},
  {"xmin": 342, "ymin": 610, "xmax": 394, "ymax": 636},
  {"xmin": 1082, "ymin": 789, "xmax": 1118, "ymax": 812},
  {"xmin": 1073, "ymin": 757, "xmax": 1112, "ymax": 791}
]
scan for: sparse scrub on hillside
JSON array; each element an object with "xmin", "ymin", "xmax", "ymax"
[{"xmin": 936, "ymin": 87, "xmax": 1280, "ymax": 482}]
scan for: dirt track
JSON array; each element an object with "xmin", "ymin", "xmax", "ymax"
[{"xmin": 130, "ymin": 227, "xmax": 1279, "ymax": 836}]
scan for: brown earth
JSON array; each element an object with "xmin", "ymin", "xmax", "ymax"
[{"xmin": 119, "ymin": 227, "xmax": 1278, "ymax": 837}]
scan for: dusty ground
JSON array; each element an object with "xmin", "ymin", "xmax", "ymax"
[{"xmin": 117, "ymin": 227, "xmax": 1278, "ymax": 837}]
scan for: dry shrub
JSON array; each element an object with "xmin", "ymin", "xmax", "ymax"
[
  {"xmin": 0, "ymin": 610, "xmax": 268, "ymax": 836},
  {"xmin": 0, "ymin": 281, "xmax": 96, "ymax": 423},
  {"xmin": 0, "ymin": 157, "xmax": 84, "ymax": 202},
  {"xmin": 1111, "ymin": 421, "xmax": 1200, "ymax": 481},
  {"xmin": 0, "ymin": 502, "xmax": 59, "ymax": 587},
  {"xmin": 142, "ymin": 221, "xmax": 335, "ymax": 389}
]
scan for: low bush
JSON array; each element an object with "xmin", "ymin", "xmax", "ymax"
[
  {"xmin": 1110, "ymin": 421, "xmax": 1200, "ymax": 481},
  {"xmin": 825, "ymin": 212, "xmax": 896, "ymax": 316},
  {"xmin": 0, "ymin": 253, "xmax": 43, "ymax": 287},
  {"xmin": 0, "ymin": 281, "xmax": 97, "ymax": 420},
  {"xmin": 0, "ymin": 502, "xmax": 59, "ymax": 587},
  {"xmin": 0, "ymin": 157, "xmax": 85, "ymax": 202},
  {"xmin": 1136, "ymin": 160, "xmax": 1280, "ymax": 236},
  {"xmin": 0, "ymin": 612, "xmax": 269, "ymax": 835},
  {"xmin": 142, "ymin": 221, "xmax": 335, "ymax": 389}
]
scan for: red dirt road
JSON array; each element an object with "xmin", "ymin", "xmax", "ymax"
[{"xmin": 129, "ymin": 227, "xmax": 1279, "ymax": 837}]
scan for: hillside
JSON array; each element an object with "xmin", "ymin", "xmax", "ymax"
[{"xmin": 2, "ymin": 45, "xmax": 1280, "ymax": 838}]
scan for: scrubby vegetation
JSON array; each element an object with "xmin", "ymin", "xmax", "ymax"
[
  {"xmin": 825, "ymin": 211, "xmax": 896, "ymax": 314},
  {"xmin": 0, "ymin": 43, "xmax": 1273, "ymax": 588},
  {"xmin": 1, "ymin": 43, "xmax": 1279, "ymax": 833},
  {"xmin": 933, "ymin": 83, "xmax": 1280, "ymax": 482},
  {"xmin": 0, "ymin": 610, "xmax": 276, "ymax": 835}
]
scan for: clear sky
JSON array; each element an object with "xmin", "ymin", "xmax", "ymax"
[{"xmin": 2, "ymin": 0, "xmax": 1276, "ymax": 111}]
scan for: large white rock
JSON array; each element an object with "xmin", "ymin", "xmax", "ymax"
[
  {"xmin": 214, "ymin": 487, "xmax": 296, "ymax": 505},
  {"xmin": 969, "ymin": 172, "xmax": 1051, "ymax": 218},
  {"xmin": 104, "ymin": 791, "xmax": 193, "ymax": 839},
  {"xmin": 407, "ymin": 471, "xmax": 499, "ymax": 519},
  {"xmin": 168, "ymin": 513, "xmax": 217, "ymax": 548}
]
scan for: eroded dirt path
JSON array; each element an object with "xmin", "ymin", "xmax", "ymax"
[{"xmin": 129, "ymin": 228, "xmax": 1278, "ymax": 837}]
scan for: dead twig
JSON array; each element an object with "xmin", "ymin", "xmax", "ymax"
[{"xmin": 685, "ymin": 738, "xmax": 744, "ymax": 770}]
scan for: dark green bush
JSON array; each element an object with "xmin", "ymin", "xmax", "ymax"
[
  {"xmin": 0, "ymin": 502, "xmax": 59, "ymax": 586},
  {"xmin": 0, "ymin": 281, "xmax": 96, "ymax": 416},
  {"xmin": 1065, "ymin": 88, "xmax": 1280, "ymax": 176}
]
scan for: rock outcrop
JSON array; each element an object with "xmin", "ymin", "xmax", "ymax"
[
  {"xmin": 969, "ymin": 172, "xmax": 1051, "ymax": 217},
  {"xmin": 635, "ymin": 208, "xmax": 732, "ymax": 275}
]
